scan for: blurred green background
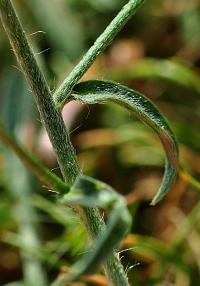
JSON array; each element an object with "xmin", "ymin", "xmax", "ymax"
[{"xmin": 1, "ymin": 0, "xmax": 200, "ymax": 285}]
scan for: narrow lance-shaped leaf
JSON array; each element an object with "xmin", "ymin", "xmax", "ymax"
[
  {"xmin": 70, "ymin": 80, "xmax": 179, "ymax": 205},
  {"xmin": 52, "ymin": 175, "xmax": 131, "ymax": 285}
]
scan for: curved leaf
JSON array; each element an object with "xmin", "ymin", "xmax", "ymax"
[
  {"xmin": 52, "ymin": 175, "xmax": 131, "ymax": 284},
  {"xmin": 71, "ymin": 80, "xmax": 179, "ymax": 205}
]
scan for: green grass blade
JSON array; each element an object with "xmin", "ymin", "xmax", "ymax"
[
  {"xmin": 0, "ymin": 122, "xmax": 68, "ymax": 195},
  {"xmin": 104, "ymin": 58, "xmax": 200, "ymax": 94}
]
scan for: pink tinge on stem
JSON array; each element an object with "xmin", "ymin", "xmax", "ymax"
[{"xmin": 36, "ymin": 101, "xmax": 83, "ymax": 165}]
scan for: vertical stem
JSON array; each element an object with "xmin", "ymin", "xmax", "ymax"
[
  {"xmin": 0, "ymin": 0, "xmax": 80, "ymax": 185},
  {"xmin": 79, "ymin": 207, "xmax": 130, "ymax": 286},
  {"xmin": 0, "ymin": 1, "xmax": 130, "ymax": 285}
]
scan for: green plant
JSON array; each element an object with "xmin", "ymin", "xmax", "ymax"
[{"xmin": 0, "ymin": 0, "xmax": 180, "ymax": 285}]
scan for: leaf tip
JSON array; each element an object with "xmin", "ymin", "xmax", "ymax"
[{"xmin": 150, "ymin": 195, "xmax": 161, "ymax": 206}]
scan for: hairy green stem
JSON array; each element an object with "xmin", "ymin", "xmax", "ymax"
[
  {"xmin": 0, "ymin": 0, "xmax": 80, "ymax": 185},
  {"xmin": 53, "ymin": 176, "xmax": 132, "ymax": 284},
  {"xmin": 0, "ymin": 1, "xmax": 131, "ymax": 285},
  {"xmin": 53, "ymin": 0, "xmax": 145, "ymax": 109}
]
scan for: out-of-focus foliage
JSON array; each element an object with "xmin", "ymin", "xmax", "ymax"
[{"xmin": 1, "ymin": 0, "xmax": 200, "ymax": 285}]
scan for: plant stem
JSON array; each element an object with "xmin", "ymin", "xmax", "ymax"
[
  {"xmin": 53, "ymin": 0, "xmax": 145, "ymax": 109},
  {"xmin": 0, "ymin": 1, "xmax": 130, "ymax": 285},
  {"xmin": 0, "ymin": 0, "xmax": 80, "ymax": 185}
]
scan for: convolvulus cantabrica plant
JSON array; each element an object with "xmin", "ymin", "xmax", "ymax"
[{"xmin": 0, "ymin": 0, "xmax": 180, "ymax": 285}]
